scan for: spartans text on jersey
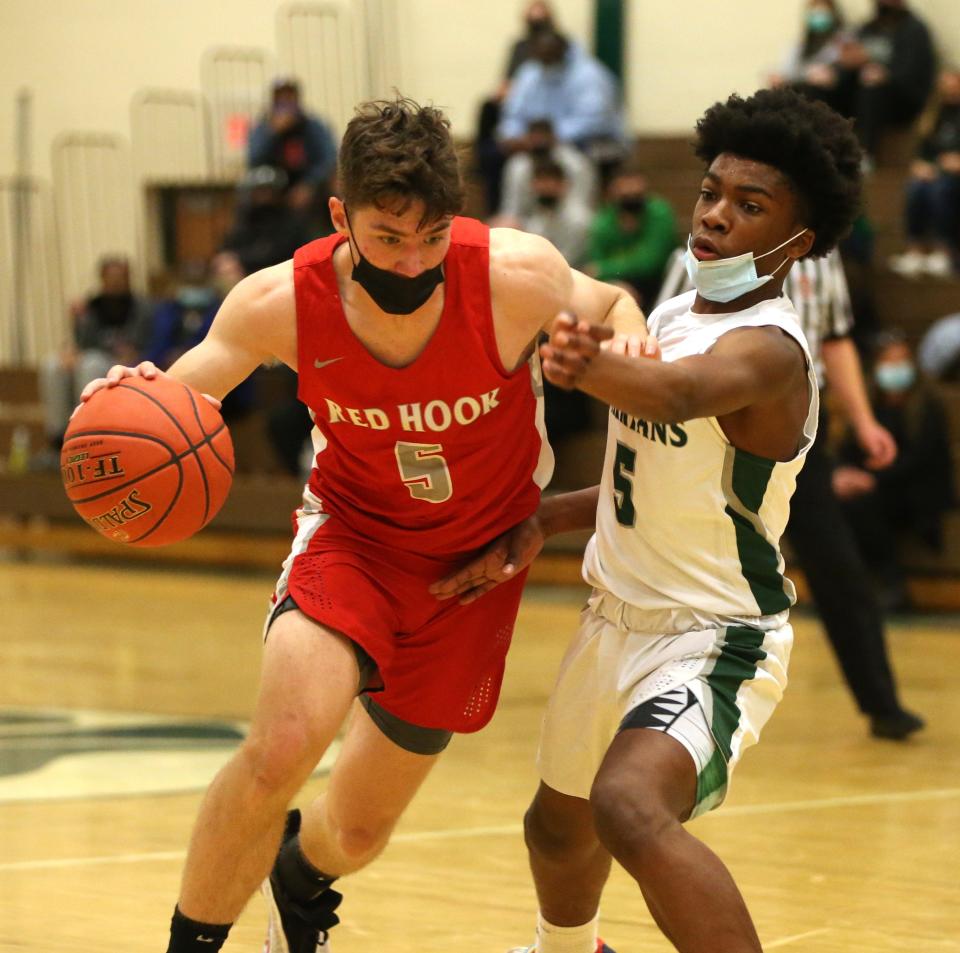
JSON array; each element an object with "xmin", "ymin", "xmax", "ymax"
[{"xmin": 611, "ymin": 406, "xmax": 688, "ymax": 447}]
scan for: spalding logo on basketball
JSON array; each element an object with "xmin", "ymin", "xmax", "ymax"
[{"xmin": 60, "ymin": 376, "xmax": 234, "ymax": 546}]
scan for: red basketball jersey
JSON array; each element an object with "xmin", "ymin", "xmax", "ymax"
[{"xmin": 293, "ymin": 216, "xmax": 553, "ymax": 556}]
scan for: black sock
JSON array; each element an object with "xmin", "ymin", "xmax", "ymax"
[
  {"xmin": 166, "ymin": 906, "xmax": 232, "ymax": 953},
  {"xmin": 275, "ymin": 834, "xmax": 337, "ymax": 903}
]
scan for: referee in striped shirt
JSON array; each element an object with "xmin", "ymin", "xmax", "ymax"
[{"xmin": 656, "ymin": 248, "xmax": 925, "ymax": 739}]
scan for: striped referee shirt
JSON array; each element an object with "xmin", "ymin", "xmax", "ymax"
[{"xmin": 654, "ymin": 248, "xmax": 854, "ymax": 389}]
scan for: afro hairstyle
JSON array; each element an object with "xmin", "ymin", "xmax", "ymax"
[{"xmin": 693, "ymin": 88, "xmax": 862, "ymax": 258}]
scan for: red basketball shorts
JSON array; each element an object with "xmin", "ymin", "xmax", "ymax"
[{"xmin": 270, "ymin": 510, "xmax": 529, "ymax": 734}]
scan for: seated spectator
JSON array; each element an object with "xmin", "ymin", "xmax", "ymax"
[
  {"xmin": 145, "ymin": 253, "xmax": 254, "ymax": 423},
  {"xmin": 889, "ymin": 68, "xmax": 960, "ymax": 279},
  {"xmin": 248, "ymin": 77, "xmax": 337, "ymax": 228},
  {"xmin": 145, "ymin": 259, "xmax": 218, "ymax": 372},
  {"xmin": 497, "ymin": 29, "xmax": 625, "ymax": 160},
  {"xmin": 833, "ymin": 330, "xmax": 955, "ymax": 611},
  {"xmin": 918, "ymin": 312, "xmax": 960, "ymax": 381},
  {"xmin": 220, "ymin": 166, "xmax": 313, "ymax": 275},
  {"xmin": 504, "ymin": 0, "xmax": 556, "ymax": 81},
  {"xmin": 473, "ymin": 1, "xmax": 558, "ymax": 214},
  {"xmin": 512, "ymin": 158, "xmax": 592, "ymax": 266},
  {"xmin": 498, "ymin": 118, "xmax": 597, "ymax": 221},
  {"xmin": 585, "ymin": 161, "xmax": 678, "ymax": 308},
  {"xmin": 769, "ymin": 0, "xmax": 850, "ymax": 104},
  {"xmin": 833, "ymin": 0, "xmax": 936, "ymax": 163},
  {"xmin": 39, "ymin": 255, "xmax": 153, "ymax": 453}
]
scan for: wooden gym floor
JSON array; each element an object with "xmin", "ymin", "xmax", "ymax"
[{"xmin": 1, "ymin": 558, "xmax": 958, "ymax": 953}]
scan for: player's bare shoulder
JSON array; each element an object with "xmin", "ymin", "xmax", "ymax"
[
  {"xmin": 213, "ymin": 260, "xmax": 297, "ymax": 366},
  {"xmin": 713, "ymin": 323, "xmax": 808, "ymax": 391},
  {"xmin": 229, "ymin": 260, "xmax": 295, "ymax": 324},
  {"xmin": 489, "ymin": 227, "xmax": 573, "ymax": 340},
  {"xmin": 489, "ymin": 227, "xmax": 572, "ymax": 302}
]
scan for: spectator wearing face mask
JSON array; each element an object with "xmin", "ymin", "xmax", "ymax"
[
  {"xmin": 514, "ymin": 158, "xmax": 592, "ymax": 267},
  {"xmin": 473, "ymin": 2, "xmax": 557, "ymax": 216},
  {"xmin": 497, "ymin": 29, "xmax": 625, "ymax": 157},
  {"xmin": 146, "ymin": 254, "xmax": 256, "ymax": 424},
  {"xmin": 248, "ymin": 77, "xmax": 338, "ymax": 224},
  {"xmin": 505, "ymin": 0, "xmax": 555, "ymax": 80},
  {"xmin": 832, "ymin": 0, "xmax": 936, "ymax": 163},
  {"xmin": 769, "ymin": 0, "xmax": 851, "ymax": 109},
  {"xmin": 498, "ymin": 118, "xmax": 597, "ymax": 222},
  {"xmin": 146, "ymin": 259, "xmax": 219, "ymax": 372},
  {"xmin": 834, "ymin": 330, "xmax": 955, "ymax": 611},
  {"xmin": 514, "ymin": 161, "xmax": 594, "ymax": 457},
  {"xmin": 584, "ymin": 161, "xmax": 678, "ymax": 308},
  {"xmin": 38, "ymin": 255, "xmax": 153, "ymax": 457}
]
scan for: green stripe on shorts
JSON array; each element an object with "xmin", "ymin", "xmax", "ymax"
[
  {"xmin": 695, "ymin": 625, "xmax": 768, "ymax": 810},
  {"xmin": 695, "ymin": 747, "xmax": 728, "ymax": 813}
]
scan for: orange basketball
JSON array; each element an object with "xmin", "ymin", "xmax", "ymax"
[{"xmin": 61, "ymin": 376, "xmax": 234, "ymax": 547}]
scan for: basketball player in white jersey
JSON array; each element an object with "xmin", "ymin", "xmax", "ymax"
[{"xmin": 433, "ymin": 88, "xmax": 863, "ymax": 953}]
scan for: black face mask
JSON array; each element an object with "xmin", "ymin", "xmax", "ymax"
[
  {"xmin": 344, "ymin": 207, "xmax": 445, "ymax": 315},
  {"xmin": 536, "ymin": 193, "xmax": 560, "ymax": 209},
  {"xmin": 617, "ymin": 195, "xmax": 647, "ymax": 216},
  {"xmin": 874, "ymin": 1, "xmax": 904, "ymax": 16},
  {"xmin": 92, "ymin": 292, "xmax": 134, "ymax": 327},
  {"xmin": 527, "ymin": 16, "xmax": 552, "ymax": 37}
]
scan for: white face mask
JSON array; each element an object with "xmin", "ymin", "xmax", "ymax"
[{"xmin": 683, "ymin": 229, "xmax": 808, "ymax": 304}]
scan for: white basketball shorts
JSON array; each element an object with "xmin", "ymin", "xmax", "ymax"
[{"xmin": 537, "ymin": 590, "xmax": 793, "ymax": 818}]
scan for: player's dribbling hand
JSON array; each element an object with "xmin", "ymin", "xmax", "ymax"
[
  {"xmin": 429, "ymin": 514, "xmax": 546, "ymax": 605},
  {"xmin": 74, "ymin": 362, "xmax": 222, "ymax": 417},
  {"xmin": 79, "ymin": 361, "xmax": 163, "ymax": 404}
]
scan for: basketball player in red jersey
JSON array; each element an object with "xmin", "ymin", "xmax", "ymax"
[{"xmin": 79, "ymin": 97, "xmax": 650, "ymax": 953}]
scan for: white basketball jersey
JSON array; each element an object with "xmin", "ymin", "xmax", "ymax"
[{"xmin": 582, "ymin": 290, "xmax": 819, "ymax": 619}]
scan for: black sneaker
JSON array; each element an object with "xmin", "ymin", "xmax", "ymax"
[
  {"xmin": 870, "ymin": 709, "xmax": 925, "ymax": 741},
  {"xmin": 261, "ymin": 809, "xmax": 343, "ymax": 953}
]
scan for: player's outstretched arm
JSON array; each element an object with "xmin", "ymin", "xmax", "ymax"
[
  {"xmin": 543, "ymin": 322, "xmax": 805, "ymax": 424},
  {"xmin": 489, "ymin": 228, "xmax": 654, "ymax": 368},
  {"xmin": 79, "ymin": 261, "xmax": 295, "ymax": 405},
  {"xmin": 429, "ymin": 486, "xmax": 601, "ymax": 604},
  {"xmin": 567, "ymin": 268, "xmax": 654, "ymax": 353}
]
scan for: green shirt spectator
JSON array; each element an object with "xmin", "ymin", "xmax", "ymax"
[{"xmin": 587, "ymin": 165, "xmax": 678, "ymax": 306}]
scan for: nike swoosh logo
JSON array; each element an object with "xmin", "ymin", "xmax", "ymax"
[{"xmin": 313, "ymin": 357, "xmax": 344, "ymax": 369}]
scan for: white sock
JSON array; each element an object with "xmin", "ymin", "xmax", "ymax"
[{"xmin": 532, "ymin": 911, "xmax": 599, "ymax": 953}]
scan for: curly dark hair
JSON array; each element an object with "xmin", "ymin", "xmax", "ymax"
[
  {"xmin": 694, "ymin": 88, "xmax": 862, "ymax": 257},
  {"xmin": 338, "ymin": 96, "xmax": 464, "ymax": 227}
]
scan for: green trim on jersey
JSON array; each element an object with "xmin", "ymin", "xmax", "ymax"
[
  {"xmin": 695, "ymin": 625, "xmax": 768, "ymax": 813},
  {"xmin": 722, "ymin": 447, "xmax": 792, "ymax": 615}
]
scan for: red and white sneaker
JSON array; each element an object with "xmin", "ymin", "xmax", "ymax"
[{"xmin": 261, "ymin": 810, "xmax": 342, "ymax": 953}]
